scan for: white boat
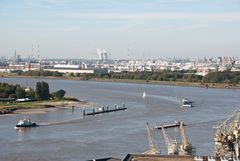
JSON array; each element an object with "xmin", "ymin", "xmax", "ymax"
[
  {"xmin": 142, "ymin": 91, "xmax": 146, "ymax": 99},
  {"xmin": 181, "ymin": 98, "xmax": 193, "ymax": 107},
  {"xmin": 15, "ymin": 118, "xmax": 38, "ymax": 128},
  {"xmin": 97, "ymin": 107, "xmax": 104, "ymax": 112}
]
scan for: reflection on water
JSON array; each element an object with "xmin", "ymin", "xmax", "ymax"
[
  {"xmin": 15, "ymin": 127, "xmax": 32, "ymax": 142},
  {"xmin": 0, "ymin": 78, "xmax": 240, "ymax": 161},
  {"xmin": 15, "ymin": 127, "xmax": 32, "ymax": 133}
]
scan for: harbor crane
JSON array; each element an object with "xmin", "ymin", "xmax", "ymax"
[
  {"xmin": 144, "ymin": 122, "xmax": 161, "ymax": 155},
  {"xmin": 179, "ymin": 121, "xmax": 194, "ymax": 155},
  {"xmin": 160, "ymin": 124, "xmax": 179, "ymax": 155},
  {"xmin": 215, "ymin": 109, "xmax": 240, "ymax": 159}
]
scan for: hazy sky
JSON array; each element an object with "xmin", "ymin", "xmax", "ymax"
[{"xmin": 0, "ymin": 0, "xmax": 240, "ymax": 59}]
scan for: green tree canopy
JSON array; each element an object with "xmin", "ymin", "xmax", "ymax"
[
  {"xmin": 15, "ymin": 86, "xmax": 26, "ymax": 99},
  {"xmin": 51, "ymin": 89, "xmax": 66, "ymax": 99},
  {"xmin": 26, "ymin": 88, "xmax": 36, "ymax": 100},
  {"xmin": 35, "ymin": 81, "xmax": 50, "ymax": 100}
]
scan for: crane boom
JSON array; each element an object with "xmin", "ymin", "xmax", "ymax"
[
  {"xmin": 160, "ymin": 125, "xmax": 179, "ymax": 155},
  {"xmin": 179, "ymin": 121, "xmax": 193, "ymax": 155},
  {"xmin": 215, "ymin": 109, "xmax": 240, "ymax": 159},
  {"xmin": 144, "ymin": 122, "xmax": 161, "ymax": 155}
]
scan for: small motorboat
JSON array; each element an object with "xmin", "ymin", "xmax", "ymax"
[
  {"xmin": 15, "ymin": 118, "xmax": 38, "ymax": 128},
  {"xmin": 181, "ymin": 98, "xmax": 193, "ymax": 107}
]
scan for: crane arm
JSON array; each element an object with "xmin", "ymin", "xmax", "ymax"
[
  {"xmin": 145, "ymin": 122, "xmax": 160, "ymax": 155},
  {"xmin": 146, "ymin": 122, "xmax": 155, "ymax": 148},
  {"xmin": 179, "ymin": 121, "xmax": 188, "ymax": 146},
  {"xmin": 160, "ymin": 125, "xmax": 171, "ymax": 146}
]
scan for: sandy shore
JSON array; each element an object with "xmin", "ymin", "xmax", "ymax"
[
  {"xmin": 0, "ymin": 100, "xmax": 96, "ymax": 116},
  {"xmin": 35, "ymin": 100, "xmax": 96, "ymax": 109},
  {"xmin": 13, "ymin": 108, "xmax": 60, "ymax": 114}
]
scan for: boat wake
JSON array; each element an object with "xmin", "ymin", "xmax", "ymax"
[
  {"xmin": 149, "ymin": 94, "xmax": 181, "ymax": 104},
  {"xmin": 185, "ymin": 118, "xmax": 225, "ymax": 127},
  {"xmin": 38, "ymin": 118, "xmax": 83, "ymax": 126}
]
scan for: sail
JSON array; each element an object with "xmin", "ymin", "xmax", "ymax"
[{"xmin": 142, "ymin": 91, "xmax": 146, "ymax": 99}]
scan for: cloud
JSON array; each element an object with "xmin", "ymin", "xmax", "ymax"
[
  {"xmin": 22, "ymin": 0, "xmax": 203, "ymax": 8},
  {"xmin": 112, "ymin": 22, "xmax": 139, "ymax": 31},
  {"xmin": 62, "ymin": 11, "xmax": 240, "ymax": 31},
  {"xmin": 64, "ymin": 12, "xmax": 240, "ymax": 22},
  {"xmin": 23, "ymin": 0, "xmax": 79, "ymax": 7}
]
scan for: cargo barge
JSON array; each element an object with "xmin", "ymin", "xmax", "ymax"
[{"xmin": 154, "ymin": 121, "xmax": 185, "ymax": 129}]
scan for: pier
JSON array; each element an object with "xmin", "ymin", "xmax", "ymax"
[
  {"xmin": 83, "ymin": 103, "xmax": 127, "ymax": 116},
  {"xmin": 154, "ymin": 121, "xmax": 185, "ymax": 129}
]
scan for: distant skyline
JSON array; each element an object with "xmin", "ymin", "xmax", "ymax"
[{"xmin": 0, "ymin": 0, "xmax": 240, "ymax": 59}]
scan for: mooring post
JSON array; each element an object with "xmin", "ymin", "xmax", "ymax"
[
  {"xmin": 83, "ymin": 108, "xmax": 85, "ymax": 116},
  {"xmin": 101, "ymin": 106, "xmax": 104, "ymax": 111},
  {"xmin": 72, "ymin": 105, "xmax": 74, "ymax": 113}
]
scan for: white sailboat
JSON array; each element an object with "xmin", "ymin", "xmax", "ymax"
[{"xmin": 142, "ymin": 91, "xmax": 146, "ymax": 99}]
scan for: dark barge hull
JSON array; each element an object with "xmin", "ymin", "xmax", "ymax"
[
  {"xmin": 154, "ymin": 122, "xmax": 185, "ymax": 129},
  {"xmin": 15, "ymin": 123, "xmax": 38, "ymax": 128},
  {"xmin": 86, "ymin": 107, "xmax": 127, "ymax": 116}
]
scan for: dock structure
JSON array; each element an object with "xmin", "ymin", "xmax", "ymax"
[
  {"xmin": 154, "ymin": 122, "xmax": 185, "ymax": 130},
  {"xmin": 86, "ymin": 157, "xmax": 121, "ymax": 161},
  {"xmin": 88, "ymin": 155, "xmax": 231, "ymax": 161},
  {"xmin": 83, "ymin": 103, "xmax": 127, "ymax": 116},
  {"xmin": 122, "ymin": 154, "xmax": 231, "ymax": 161},
  {"xmin": 122, "ymin": 154, "xmax": 195, "ymax": 161}
]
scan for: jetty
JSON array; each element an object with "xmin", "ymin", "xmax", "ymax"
[
  {"xmin": 154, "ymin": 121, "xmax": 185, "ymax": 129},
  {"xmin": 83, "ymin": 103, "xmax": 127, "ymax": 116}
]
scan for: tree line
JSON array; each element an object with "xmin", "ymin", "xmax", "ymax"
[
  {"xmin": 76, "ymin": 70, "xmax": 240, "ymax": 84},
  {"xmin": 16, "ymin": 70, "xmax": 64, "ymax": 77},
  {"xmin": 0, "ymin": 81, "xmax": 66, "ymax": 101},
  {"xmin": 13, "ymin": 69, "xmax": 240, "ymax": 85},
  {"xmin": 203, "ymin": 71, "xmax": 240, "ymax": 84}
]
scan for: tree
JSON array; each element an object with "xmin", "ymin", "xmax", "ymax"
[
  {"xmin": 9, "ymin": 94, "xmax": 17, "ymax": 99},
  {"xmin": 35, "ymin": 82, "xmax": 42, "ymax": 100},
  {"xmin": 15, "ymin": 87, "xmax": 26, "ymax": 99},
  {"xmin": 4, "ymin": 85, "xmax": 15, "ymax": 97},
  {"xmin": 75, "ymin": 73, "xmax": 80, "ymax": 77},
  {"xmin": 41, "ymin": 81, "xmax": 50, "ymax": 100},
  {"xmin": 26, "ymin": 88, "xmax": 36, "ymax": 100},
  {"xmin": 69, "ymin": 73, "xmax": 75, "ymax": 77},
  {"xmin": 35, "ymin": 81, "xmax": 50, "ymax": 100},
  {"xmin": 51, "ymin": 89, "xmax": 66, "ymax": 99}
]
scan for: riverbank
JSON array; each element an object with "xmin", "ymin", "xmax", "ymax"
[
  {"xmin": 93, "ymin": 78, "xmax": 240, "ymax": 89},
  {"xmin": 0, "ymin": 99, "xmax": 96, "ymax": 115},
  {"xmin": 1, "ymin": 73, "xmax": 240, "ymax": 89}
]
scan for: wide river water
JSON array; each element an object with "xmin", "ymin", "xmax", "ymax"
[{"xmin": 0, "ymin": 78, "xmax": 240, "ymax": 161}]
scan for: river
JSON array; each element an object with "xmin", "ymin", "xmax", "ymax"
[{"xmin": 0, "ymin": 78, "xmax": 240, "ymax": 161}]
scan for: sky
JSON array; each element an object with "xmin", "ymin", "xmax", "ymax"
[{"xmin": 0, "ymin": 0, "xmax": 240, "ymax": 59}]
